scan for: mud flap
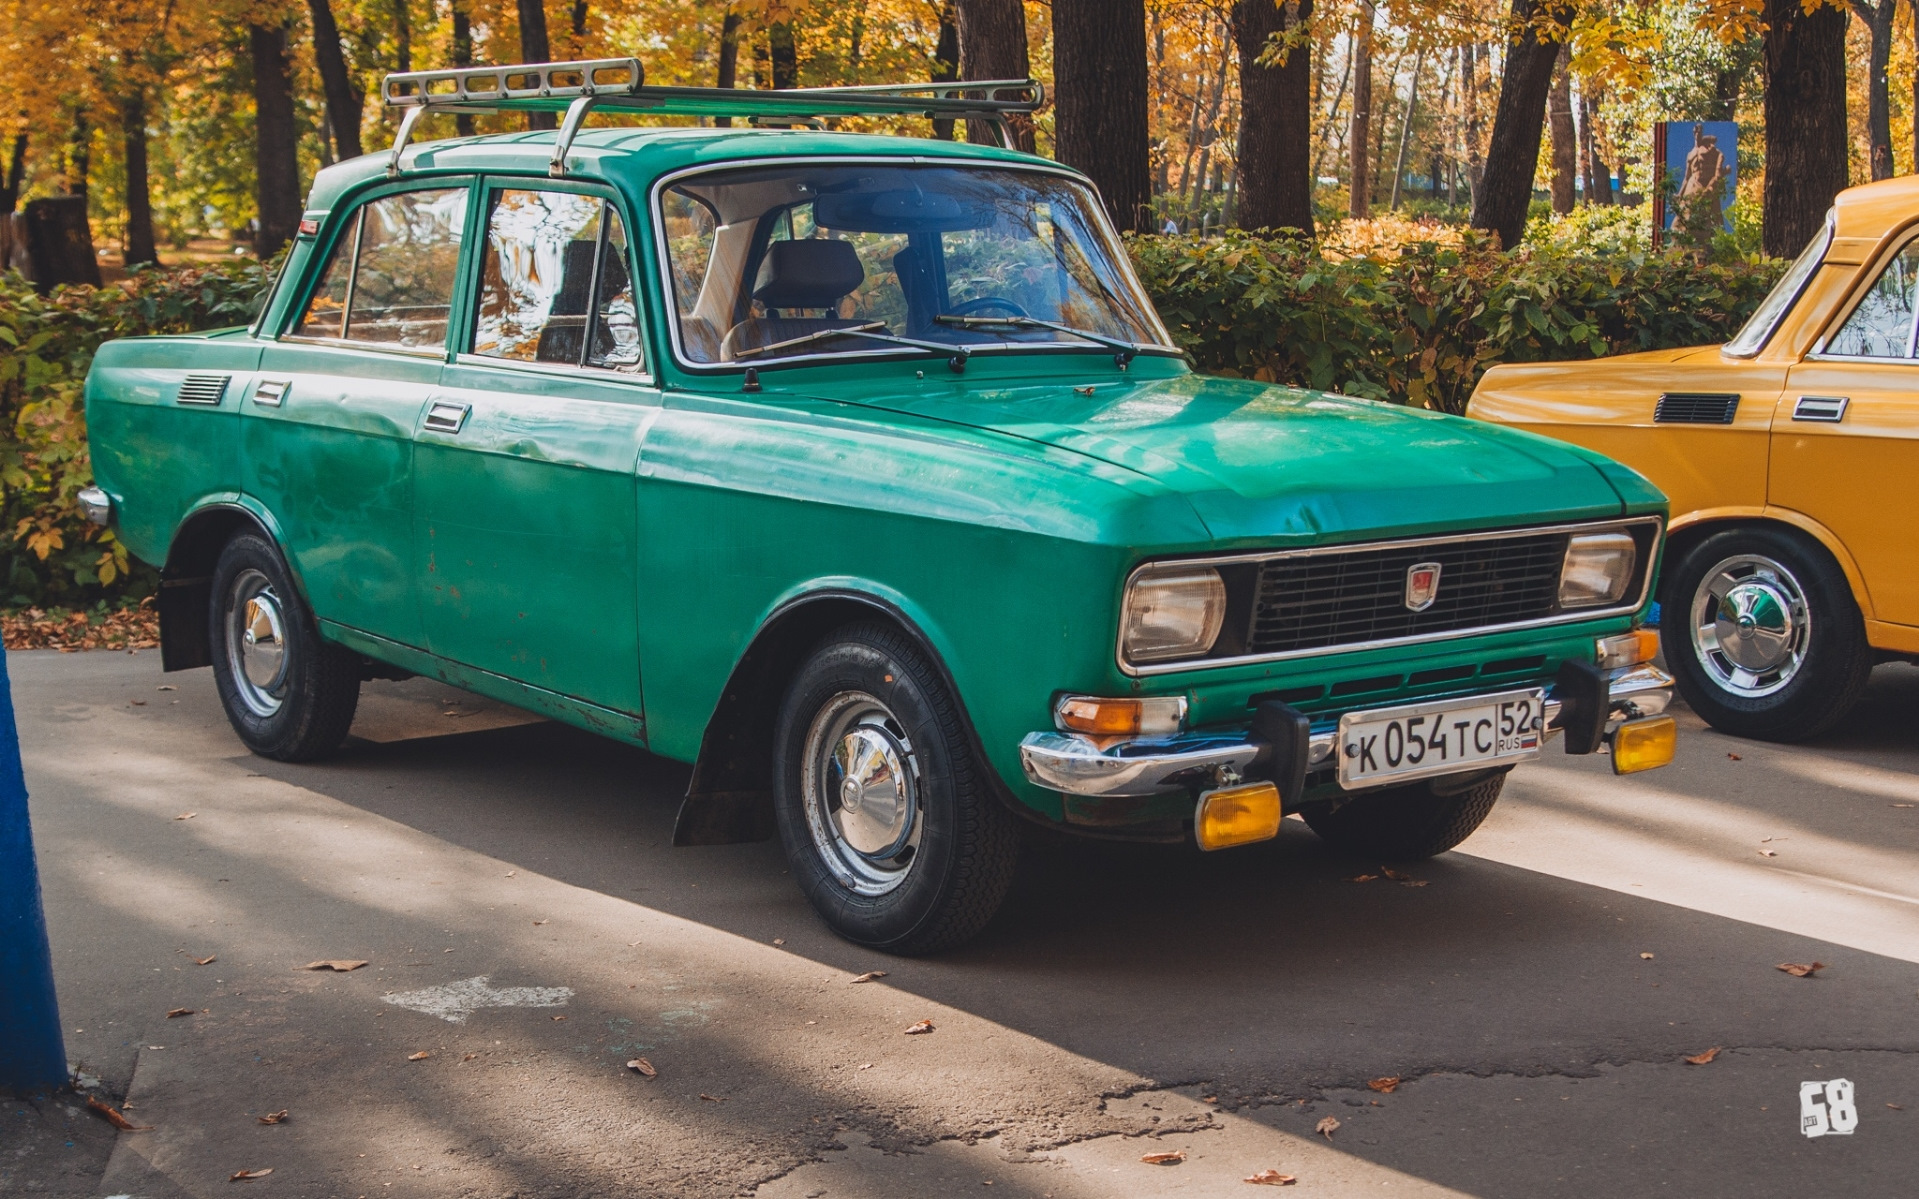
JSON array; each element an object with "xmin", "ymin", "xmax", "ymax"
[{"xmin": 671, "ymin": 789, "xmax": 776, "ymax": 846}]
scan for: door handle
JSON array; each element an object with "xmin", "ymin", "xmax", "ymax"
[
  {"xmin": 1791, "ymin": 395, "xmax": 1848, "ymax": 422},
  {"xmin": 251, "ymin": 376, "xmax": 291, "ymax": 407},
  {"xmin": 423, "ymin": 400, "xmax": 470, "ymax": 434}
]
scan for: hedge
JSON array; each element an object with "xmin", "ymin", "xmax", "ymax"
[{"xmin": 0, "ymin": 233, "xmax": 1783, "ymax": 612}]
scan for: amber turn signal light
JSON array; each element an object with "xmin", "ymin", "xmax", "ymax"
[
  {"xmin": 1611, "ymin": 715, "xmax": 1677, "ymax": 774},
  {"xmin": 1596, "ymin": 628, "xmax": 1661, "ymax": 670},
  {"xmin": 1055, "ymin": 695, "xmax": 1187, "ymax": 737},
  {"xmin": 1194, "ymin": 781, "xmax": 1283, "ymax": 851}
]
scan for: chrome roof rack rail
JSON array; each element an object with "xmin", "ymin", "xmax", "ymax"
[{"xmin": 380, "ymin": 57, "xmax": 1044, "ymax": 175}]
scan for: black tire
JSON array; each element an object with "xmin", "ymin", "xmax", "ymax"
[
  {"xmin": 772, "ymin": 622, "xmax": 1019, "ymax": 955},
  {"xmin": 1659, "ymin": 525, "xmax": 1871, "ymax": 742},
  {"xmin": 1299, "ymin": 769, "xmax": 1506, "ymax": 860},
  {"xmin": 208, "ymin": 532, "xmax": 361, "ymax": 761}
]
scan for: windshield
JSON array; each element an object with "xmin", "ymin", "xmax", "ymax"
[
  {"xmin": 657, "ymin": 163, "xmax": 1174, "ymax": 366},
  {"xmin": 1724, "ymin": 213, "xmax": 1833, "ymax": 358}
]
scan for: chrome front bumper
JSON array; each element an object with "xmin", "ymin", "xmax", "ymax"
[{"xmin": 1019, "ymin": 663, "xmax": 1673, "ymax": 798}]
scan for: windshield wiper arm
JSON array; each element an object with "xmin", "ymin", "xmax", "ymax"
[
  {"xmin": 933, "ymin": 314, "xmax": 1148, "ymax": 365},
  {"xmin": 732, "ymin": 320, "xmax": 970, "ymax": 371}
]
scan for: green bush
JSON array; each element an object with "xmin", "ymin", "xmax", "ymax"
[
  {"xmin": 1129, "ymin": 230, "xmax": 1785, "ymax": 413},
  {"xmin": 0, "ymin": 262, "xmax": 268, "ymax": 609}
]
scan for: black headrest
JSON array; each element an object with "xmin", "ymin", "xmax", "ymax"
[
  {"xmin": 549, "ymin": 239, "xmax": 630, "ymax": 317},
  {"xmin": 753, "ymin": 239, "xmax": 864, "ymax": 310}
]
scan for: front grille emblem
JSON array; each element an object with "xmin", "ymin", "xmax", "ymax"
[{"xmin": 1404, "ymin": 562, "xmax": 1443, "ymax": 612}]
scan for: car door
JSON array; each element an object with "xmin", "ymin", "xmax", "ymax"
[
  {"xmin": 412, "ymin": 181, "xmax": 656, "ymax": 720},
  {"xmin": 1774, "ymin": 235, "xmax": 1919, "ymax": 626},
  {"xmin": 251, "ymin": 183, "xmax": 471, "ymax": 649}
]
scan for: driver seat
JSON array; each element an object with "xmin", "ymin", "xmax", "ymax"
[{"xmin": 721, "ymin": 239, "xmax": 867, "ymax": 360}]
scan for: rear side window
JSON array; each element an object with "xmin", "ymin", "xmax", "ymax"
[
  {"xmin": 473, "ymin": 189, "xmax": 642, "ymax": 373},
  {"xmin": 1823, "ymin": 240, "xmax": 1919, "ymax": 359},
  {"xmin": 293, "ymin": 187, "xmax": 469, "ymax": 350}
]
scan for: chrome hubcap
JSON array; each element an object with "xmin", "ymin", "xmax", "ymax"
[
  {"xmin": 802, "ymin": 692, "xmax": 922, "ymax": 896},
  {"xmin": 226, "ymin": 569, "xmax": 290, "ymax": 718},
  {"xmin": 1690, "ymin": 554, "xmax": 1810, "ymax": 698}
]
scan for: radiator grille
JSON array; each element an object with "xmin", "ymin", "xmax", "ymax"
[
  {"xmin": 176, "ymin": 374, "xmax": 231, "ymax": 406},
  {"xmin": 1653, "ymin": 392, "xmax": 1739, "ymax": 424},
  {"xmin": 1250, "ymin": 532, "xmax": 1570, "ymax": 655}
]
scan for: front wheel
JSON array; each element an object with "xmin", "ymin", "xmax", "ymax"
[
  {"xmin": 1659, "ymin": 526, "xmax": 1871, "ymax": 742},
  {"xmin": 772, "ymin": 623, "xmax": 1018, "ymax": 955},
  {"xmin": 208, "ymin": 532, "xmax": 361, "ymax": 761},
  {"xmin": 1299, "ymin": 769, "xmax": 1506, "ymax": 860}
]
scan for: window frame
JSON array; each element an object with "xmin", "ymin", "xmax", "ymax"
[
  {"xmin": 277, "ymin": 175, "xmax": 480, "ymax": 360},
  {"xmin": 453, "ymin": 175, "xmax": 652, "ymax": 385},
  {"xmin": 1810, "ymin": 224, "xmax": 1919, "ymax": 364}
]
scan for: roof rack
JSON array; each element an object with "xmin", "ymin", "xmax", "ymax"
[{"xmin": 380, "ymin": 57, "xmax": 1045, "ymax": 178}]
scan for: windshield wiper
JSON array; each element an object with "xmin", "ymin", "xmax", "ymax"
[
  {"xmin": 732, "ymin": 320, "xmax": 970, "ymax": 371},
  {"xmin": 933, "ymin": 314, "xmax": 1151, "ymax": 366}
]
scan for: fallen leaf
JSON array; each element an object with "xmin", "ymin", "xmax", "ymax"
[
  {"xmin": 625, "ymin": 1058, "xmax": 656, "ymax": 1077},
  {"xmin": 1640, "ymin": 952, "xmax": 1655, "ymax": 960},
  {"xmin": 505, "ymin": 870, "xmax": 516, "ymax": 877},
  {"xmin": 850, "ymin": 971, "xmax": 888, "ymax": 984},
  {"xmin": 195, "ymin": 956, "xmax": 217, "ymax": 966},
  {"xmin": 1315, "ymin": 1116, "xmax": 1340, "ymax": 1139},
  {"xmin": 1201, "ymin": 1095, "xmax": 1218, "ymax": 1103},
  {"xmin": 302, "ymin": 960, "xmax": 367, "ymax": 972},
  {"xmin": 532, "ymin": 920, "xmax": 548, "ymax": 926},
  {"xmin": 1345, "ymin": 874, "xmax": 1378, "ymax": 883},
  {"xmin": 130, "ymin": 699, "xmax": 146, "ymax": 706},
  {"xmin": 86, "ymin": 1095, "xmax": 153, "ymax": 1131},
  {"xmin": 1245, "ymin": 1170, "xmax": 1297, "ymax": 1186},
  {"xmin": 407, "ymin": 1051, "xmax": 431, "ymax": 1061},
  {"xmin": 857, "ymin": 1062, "xmax": 874, "ymax": 1071},
  {"xmin": 1684, "ymin": 1047, "xmax": 1722, "ymax": 1065},
  {"xmin": 462, "ymin": 1053, "xmax": 478, "ymax": 1062},
  {"xmin": 256, "ymin": 1110, "xmax": 289, "ymax": 1125},
  {"xmin": 165, "ymin": 1008, "xmax": 195, "ymax": 1019},
  {"xmin": 904, "ymin": 1019, "xmax": 936, "ymax": 1035},
  {"xmin": 772, "ymin": 938, "xmax": 785, "ymax": 946},
  {"xmin": 1399, "ymin": 879, "xmax": 1429, "ymax": 887},
  {"xmin": 1777, "ymin": 962, "xmax": 1826, "ymax": 978},
  {"xmin": 1727, "ymin": 753, "xmax": 1741, "ymax": 760},
  {"xmin": 1380, "ymin": 867, "xmax": 1412, "ymax": 881},
  {"xmin": 1894, "ymin": 804, "xmax": 1914, "ymax": 809},
  {"xmin": 1888, "ymin": 1103, "xmax": 1904, "ymax": 1110},
  {"xmin": 229, "ymin": 1169, "xmax": 273, "ymax": 1181},
  {"xmin": 1366, "ymin": 1076, "xmax": 1400, "ymax": 1093},
  {"xmin": 1759, "ymin": 849, "xmax": 1778, "ymax": 857},
  {"xmin": 1140, "ymin": 1150, "xmax": 1186, "ymax": 1164},
  {"xmin": 174, "ymin": 812, "xmax": 196, "ymax": 820},
  {"xmin": 157, "ymin": 685, "xmax": 176, "ymax": 691},
  {"xmin": 699, "ymin": 1093, "xmax": 727, "ymax": 1102}
]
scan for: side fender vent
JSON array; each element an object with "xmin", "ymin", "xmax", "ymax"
[
  {"xmin": 176, "ymin": 374, "xmax": 231, "ymax": 406},
  {"xmin": 1653, "ymin": 392, "xmax": 1739, "ymax": 424}
]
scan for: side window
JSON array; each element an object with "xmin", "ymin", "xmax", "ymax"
[
  {"xmin": 294, "ymin": 187, "xmax": 468, "ymax": 349},
  {"xmin": 473, "ymin": 189, "xmax": 642, "ymax": 373},
  {"xmin": 662, "ymin": 189, "xmax": 721, "ymax": 362},
  {"xmin": 1826, "ymin": 241, "xmax": 1919, "ymax": 359}
]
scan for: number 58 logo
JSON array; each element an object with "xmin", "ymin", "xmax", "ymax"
[{"xmin": 1800, "ymin": 1078, "xmax": 1858, "ymax": 1138}]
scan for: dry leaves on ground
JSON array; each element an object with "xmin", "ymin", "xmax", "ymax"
[
  {"xmin": 1640, "ymin": 952, "xmax": 1654, "ymax": 960},
  {"xmin": 462, "ymin": 1053, "xmax": 478, "ymax": 1062},
  {"xmin": 86, "ymin": 1094, "xmax": 153, "ymax": 1131},
  {"xmin": 194, "ymin": 956, "xmax": 216, "ymax": 966},
  {"xmin": 904, "ymin": 1019, "xmax": 935, "ymax": 1035},
  {"xmin": 1727, "ymin": 753, "xmax": 1742, "ymax": 760},
  {"xmin": 1345, "ymin": 873, "xmax": 1379, "ymax": 883},
  {"xmin": 1684, "ymin": 1047, "xmax": 1722, "ymax": 1065},
  {"xmin": 772, "ymin": 938, "xmax": 785, "ymax": 946},
  {"xmin": 1366, "ymin": 1076, "xmax": 1400, "ymax": 1093},
  {"xmin": 302, "ymin": 960, "xmax": 367, "ymax": 972},
  {"xmin": 1759, "ymin": 850, "xmax": 1778, "ymax": 858},
  {"xmin": 1, "ymin": 603, "xmax": 159, "ymax": 651},
  {"xmin": 1777, "ymin": 962, "xmax": 1826, "ymax": 978},
  {"xmin": 407, "ymin": 1051, "xmax": 431, "ymax": 1061},
  {"xmin": 1315, "ymin": 1116, "xmax": 1340, "ymax": 1139},
  {"xmin": 1379, "ymin": 867, "xmax": 1411, "ymax": 881},
  {"xmin": 625, "ymin": 1058, "xmax": 656, "ymax": 1077},
  {"xmin": 850, "ymin": 970, "xmax": 888, "ymax": 984},
  {"xmin": 256, "ymin": 1110, "xmax": 289, "ymax": 1125},
  {"xmin": 699, "ymin": 1093, "xmax": 727, "ymax": 1102},
  {"xmin": 173, "ymin": 813, "xmax": 196, "ymax": 821},
  {"xmin": 1245, "ymin": 1170, "xmax": 1298, "ymax": 1186},
  {"xmin": 1140, "ymin": 1150, "xmax": 1186, "ymax": 1165},
  {"xmin": 165, "ymin": 1008, "xmax": 195, "ymax": 1019},
  {"xmin": 229, "ymin": 1169, "xmax": 273, "ymax": 1181}
]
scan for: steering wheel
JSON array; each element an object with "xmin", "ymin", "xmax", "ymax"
[{"xmin": 946, "ymin": 296, "xmax": 1029, "ymax": 318}]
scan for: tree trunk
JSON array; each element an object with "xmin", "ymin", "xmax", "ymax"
[
  {"xmin": 571, "ymin": 0, "xmax": 588, "ymax": 45},
  {"xmin": 714, "ymin": 10, "xmax": 742, "ymax": 126},
  {"xmin": 395, "ymin": 0, "xmax": 412, "ymax": 72},
  {"xmin": 1469, "ymin": 0, "xmax": 1572, "ymax": 249},
  {"xmin": 119, "ymin": 91, "xmax": 157, "ymax": 268},
  {"xmin": 1234, "ymin": 0, "xmax": 1315, "ymax": 234},
  {"xmin": 452, "ymin": 5, "xmax": 475, "ymax": 136},
  {"xmin": 518, "ymin": 0, "xmax": 557, "ymax": 130},
  {"xmin": 1578, "ymin": 87, "xmax": 1602, "ymax": 204},
  {"xmin": 1850, "ymin": 1, "xmax": 1896, "ymax": 179},
  {"xmin": 1463, "ymin": 42, "xmax": 1483, "ymax": 203},
  {"xmin": 250, "ymin": 22, "xmax": 302, "ymax": 256},
  {"xmin": 932, "ymin": 4, "xmax": 960, "ymax": 140},
  {"xmin": 65, "ymin": 108, "xmax": 90, "ymax": 202},
  {"xmin": 1548, "ymin": 44, "xmax": 1575, "ymax": 214},
  {"xmin": 1389, "ymin": 50, "xmax": 1423, "ymax": 210},
  {"xmin": 0, "ymin": 134, "xmax": 26, "ymax": 213},
  {"xmin": 1348, "ymin": 0, "xmax": 1373, "ymax": 217},
  {"xmin": 1052, "ymin": 0, "xmax": 1152, "ymax": 232},
  {"xmin": 769, "ymin": 22, "xmax": 798, "ymax": 88},
  {"xmin": 308, "ymin": 0, "xmax": 364, "ymax": 160},
  {"xmin": 1763, "ymin": 0, "xmax": 1849, "ymax": 255},
  {"xmin": 957, "ymin": 0, "xmax": 1034, "ymax": 150}
]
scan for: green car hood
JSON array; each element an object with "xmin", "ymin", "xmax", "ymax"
[{"xmin": 815, "ymin": 369, "xmax": 1631, "ymax": 548}]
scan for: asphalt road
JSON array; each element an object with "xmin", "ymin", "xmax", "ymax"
[{"xmin": 4, "ymin": 647, "xmax": 1917, "ymax": 1197}]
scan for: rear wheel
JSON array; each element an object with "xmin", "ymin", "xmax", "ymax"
[
  {"xmin": 1299, "ymin": 769, "xmax": 1506, "ymax": 860},
  {"xmin": 1659, "ymin": 526, "xmax": 1871, "ymax": 741},
  {"xmin": 772, "ymin": 622, "xmax": 1018, "ymax": 955},
  {"xmin": 208, "ymin": 532, "xmax": 361, "ymax": 761}
]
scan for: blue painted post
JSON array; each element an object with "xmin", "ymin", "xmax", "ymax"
[{"xmin": 0, "ymin": 648, "xmax": 66, "ymax": 1093}]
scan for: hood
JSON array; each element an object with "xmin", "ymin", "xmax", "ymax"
[{"xmin": 810, "ymin": 369, "xmax": 1629, "ymax": 547}]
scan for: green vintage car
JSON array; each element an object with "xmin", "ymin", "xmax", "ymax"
[{"xmin": 78, "ymin": 59, "xmax": 1676, "ymax": 953}]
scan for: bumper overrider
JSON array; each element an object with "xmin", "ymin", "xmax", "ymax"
[{"xmin": 1019, "ymin": 660, "xmax": 1675, "ymax": 802}]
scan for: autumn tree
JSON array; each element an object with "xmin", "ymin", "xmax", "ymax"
[
  {"xmin": 956, "ymin": 0, "xmax": 1034, "ymax": 150},
  {"xmin": 1470, "ymin": 0, "xmax": 1574, "ymax": 249},
  {"xmin": 1761, "ymin": 0, "xmax": 1847, "ymax": 254},
  {"xmin": 1234, "ymin": 0, "xmax": 1314, "ymax": 233},
  {"xmin": 1053, "ymin": 0, "xmax": 1153, "ymax": 232}
]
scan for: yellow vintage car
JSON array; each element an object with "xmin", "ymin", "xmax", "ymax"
[{"xmin": 1469, "ymin": 176, "xmax": 1919, "ymax": 741}]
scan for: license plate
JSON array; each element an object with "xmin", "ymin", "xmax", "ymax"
[{"xmin": 1336, "ymin": 688, "xmax": 1545, "ymax": 790}]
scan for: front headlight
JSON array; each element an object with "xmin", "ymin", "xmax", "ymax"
[
  {"xmin": 1559, "ymin": 532, "xmax": 1637, "ymax": 608},
  {"xmin": 1122, "ymin": 565, "xmax": 1227, "ymax": 663}
]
